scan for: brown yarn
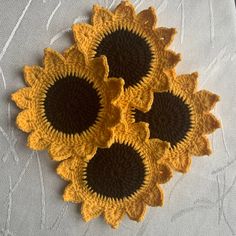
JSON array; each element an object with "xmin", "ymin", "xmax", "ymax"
[
  {"xmin": 95, "ymin": 29, "xmax": 153, "ymax": 88},
  {"xmin": 135, "ymin": 92, "xmax": 192, "ymax": 146},
  {"xmin": 85, "ymin": 143, "xmax": 146, "ymax": 199},
  {"xmin": 44, "ymin": 75, "xmax": 101, "ymax": 134}
]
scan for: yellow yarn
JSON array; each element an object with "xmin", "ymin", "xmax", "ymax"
[
  {"xmin": 11, "ymin": 0, "xmax": 221, "ymax": 229},
  {"xmin": 57, "ymin": 121, "xmax": 172, "ymax": 229},
  {"xmin": 12, "ymin": 45, "xmax": 124, "ymax": 161},
  {"xmin": 72, "ymin": 0, "xmax": 180, "ymax": 114},
  {"xmin": 164, "ymin": 70, "xmax": 220, "ymax": 172},
  {"xmin": 133, "ymin": 69, "xmax": 220, "ymax": 173}
]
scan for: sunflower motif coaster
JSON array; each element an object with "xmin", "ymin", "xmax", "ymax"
[
  {"xmin": 72, "ymin": 0, "xmax": 180, "ymax": 113},
  {"xmin": 57, "ymin": 122, "xmax": 172, "ymax": 228},
  {"xmin": 12, "ymin": 45, "xmax": 124, "ymax": 161},
  {"xmin": 135, "ymin": 70, "xmax": 220, "ymax": 173},
  {"xmin": 11, "ymin": 0, "xmax": 221, "ymax": 229}
]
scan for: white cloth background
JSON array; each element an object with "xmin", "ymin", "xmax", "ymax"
[{"xmin": 0, "ymin": 0, "xmax": 236, "ymax": 235}]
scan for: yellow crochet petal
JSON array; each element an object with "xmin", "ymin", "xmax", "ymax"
[
  {"xmin": 149, "ymin": 71, "xmax": 169, "ymax": 92},
  {"xmin": 94, "ymin": 127, "xmax": 113, "ymax": 148},
  {"xmin": 13, "ymin": 46, "xmax": 124, "ymax": 160},
  {"xmin": 82, "ymin": 202, "xmax": 103, "ymax": 222},
  {"xmin": 161, "ymin": 51, "xmax": 181, "ymax": 69},
  {"xmin": 63, "ymin": 45, "xmax": 86, "ymax": 66},
  {"xmin": 72, "ymin": 1, "xmax": 180, "ymax": 123},
  {"xmin": 16, "ymin": 109, "xmax": 35, "ymax": 133},
  {"xmin": 134, "ymin": 67, "xmax": 220, "ymax": 176},
  {"xmin": 193, "ymin": 90, "xmax": 220, "ymax": 113},
  {"xmin": 63, "ymin": 184, "xmax": 82, "ymax": 203},
  {"xmin": 198, "ymin": 113, "xmax": 221, "ymax": 135},
  {"xmin": 126, "ymin": 201, "xmax": 146, "ymax": 222},
  {"xmin": 88, "ymin": 56, "xmax": 109, "ymax": 81},
  {"xmin": 92, "ymin": 4, "xmax": 114, "ymax": 25},
  {"xmin": 57, "ymin": 158, "xmax": 76, "ymax": 181},
  {"xmin": 128, "ymin": 122, "xmax": 150, "ymax": 142},
  {"xmin": 155, "ymin": 27, "xmax": 176, "ymax": 48},
  {"xmin": 131, "ymin": 89, "xmax": 154, "ymax": 112},
  {"xmin": 174, "ymin": 72, "xmax": 198, "ymax": 95},
  {"xmin": 43, "ymin": 48, "xmax": 66, "ymax": 70},
  {"xmin": 27, "ymin": 130, "xmax": 49, "ymax": 150},
  {"xmin": 72, "ymin": 24, "xmax": 95, "ymax": 54},
  {"xmin": 11, "ymin": 87, "xmax": 33, "ymax": 109},
  {"xmin": 143, "ymin": 184, "xmax": 163, "ymax": 207},
  {"xmin": 104, "ymin": 207, "xmax": 125, "ymax": 229},
  {"xmin": 56, "ymin": 121, "xmax": 171, "ymax": 227},
  {"xmin": 136, "ymin": 7, "xmax": 157, "ymax": 29},
  {"xmin": 156, "ymin": 164, "xmax": 173, "ymax": 184},
  {"xmin": 114, "ymin": 0, "xmax": 135, "ymax": 20},
  {"xmin": 23, "ymin": 65, "xmax": 44, "ymax": 86},
  {"xmin": 49, "ymin": 143, "xmax": 72, "ymax": 161},
  {"xmin": 149, "ymin": 139, "xmax": 170, "ymax": 159},
  {"xmin": 74, "ymin": 143, "xmax": 97, "ymax": 160},
  {"xmin": 167, "ymin": 150, "xmax": 191, "ymax": 173},
  {"xmin": 106, "ymin": 78, "xmax": 125, "ymax": 102},
  {"xmin": 191, "ymin": 136, "xmax": 211, "ymax": 156}
]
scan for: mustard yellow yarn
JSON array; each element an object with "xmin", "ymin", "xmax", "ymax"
[
  {"xmin": 72, "ymin": 0, "xmax": 180, "ymax": 114},
  {"xmin": 57, "ymin": 121, "xmax": 172, "ymax": 228},
  {"xmin": 11, "ymin": 0, "xmax": 221, "ymax": 229},
  {"xmin": 12, "ymin": 45, "xmax": 124, "ymax": 161},
  {"xmin": 134, "ymin": 70, "xmax": 220, "ymax": 173}
]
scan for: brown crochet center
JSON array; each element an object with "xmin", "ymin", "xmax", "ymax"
[
  {"xmin": 135, "ymin": 92, "xmax": 192, "ymax": 147},
  {"xmin": 43, "ymin": 75, "xmax": 101, "ymax": 134},
  {"xmin": 85, "ymin": 143, "xmax": 146, "ymax": 199},
  {"xmin": 94, "ymin": 29, "xmax": 153, "ymax": 88}
]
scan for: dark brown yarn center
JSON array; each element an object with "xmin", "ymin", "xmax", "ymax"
[
  {"xmin": 135, "ymin": 92, "xmax": 192, "ymax": 147},
  {"xmin": 43, "ymin": 75, "xmax": 101, "ymax": 134},
  {"xmin": 85, "ymin": 143, "xmax": 146, "ymax": 199},
  {"xmin": 94, "ymin": 29, "xmax": 153, "ymax": 89}
]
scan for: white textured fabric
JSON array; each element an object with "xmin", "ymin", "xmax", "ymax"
[{"xmin": 0, "ymin": 0, "xmax": 236, "ymax": 235}]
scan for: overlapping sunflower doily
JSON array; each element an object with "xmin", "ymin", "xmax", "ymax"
[{"xmin": 11, "ymin": 0, "xmax": 220, "ymax": 229}]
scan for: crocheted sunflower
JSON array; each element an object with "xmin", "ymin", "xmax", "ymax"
[
  {"xmin": 12, "ymin": 45, "xmax": 124, "ymax": 160},
  {"xmin": 72, "ymin": 0, "xmax": 180, "ymax": 113},
  {"xmin": 57, "ymin": 122, "xmax": 172, "ymax": 228},
  {"xmin": 135, "ymin": 70, "xmax": 220, "ymax": 173}
]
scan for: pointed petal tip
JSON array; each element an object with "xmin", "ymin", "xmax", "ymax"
[
  {"xmin": 191, "ymin": 71, "xmax": 198, "ymax": 78},
  {"xmin": 114, "ymin": 0, "xmax": 135, "ymax": 19},
  {"xmin": 207, "ymin": 148, "xmax": 212, "ymax": 156},
  {"xmin": 62, "ymin": 183, "xmax": 83, "ymax": 203},
  {"xmin": 215, "ymin": 94, "xmax": 220, "ymax": 102},
  {"xmin": 171, "ymin": 27, "xmax": 177, "ymax": 34},
  {"xmin": 92, "ymin": 3, "xmax": 100, "ymax": 10},
  {"xmin": 11, "ymin": 92, "xmax": 17, "ymax": 102},
  {"xmin": 137, "ymin": 6, "xmax": 157, "ymax": 28},
  {"xmin": 191, "ymin": 136, "xmax": 212, "ymax": 156},
  {"xmin": 143, "ymin": 185, "xmax": 163, "ymax": 207},
  {"xmin": 44, "ymin": 47, "xmax": 54, "ymax": 55},
  {"xmin": 156, "ymin": 163, "xmax": 173, "ymax": 184}
]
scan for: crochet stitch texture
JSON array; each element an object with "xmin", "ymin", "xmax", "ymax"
[
  {"xmin": 135, "ymin": 70, "xmax": 220, "ymax": 173},
  {"xmin": 57, "ymin": 122, "xmax": 172, "ymax": 228},
  {"xmin": 12, "ymin": 45, "xmax": 124, "ymax": 161},
  {"xmin": 72, "ymin": 0, "xmax": 181, "ymax": 115},
  {"xmin": 11, "ymin": 0, "xmax": 220, "ymax": 229}
]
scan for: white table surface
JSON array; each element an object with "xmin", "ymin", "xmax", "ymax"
[{"xmin": 0, "ymin": 0, "xmax": 236, "ymax": 235}]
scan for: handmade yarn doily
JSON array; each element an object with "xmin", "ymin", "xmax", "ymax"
[
  {"xmin": 11, "ymin": 0, "xmax": 221, "ymax": 229},
  {"xmin": 135, "ymin": 70, "xmax": 220, "ymax": 173},
  {"xmin": 72, "ymin": 0, "xmax": 180, "ymax": 113},
  {"xmin": 12, "ymin": 45, "xmax": 124, "ymax": 161},
  {"xmin": 57, "ymin": 122, "xmax": 172, "ymax": 228}
]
